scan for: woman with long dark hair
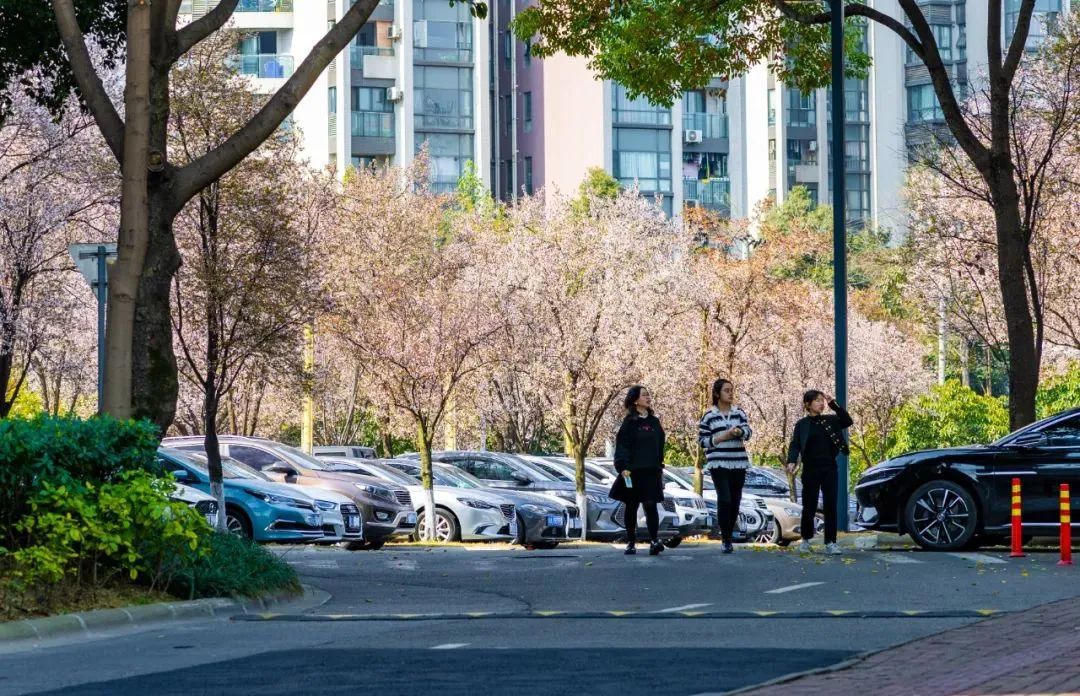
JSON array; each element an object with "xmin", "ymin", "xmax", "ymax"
[
  {"xmin": 786, "ymin": 390, "xmax": 853, "ymax": 555},
  {"xmin": 698, "ymin": 378, "xmax": 753, "ymax": 554},
  {"xmin": 610, "ymin": 385, "xmax": 666, "ymax": 556}
]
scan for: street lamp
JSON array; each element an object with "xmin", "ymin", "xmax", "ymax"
[
  {"xmin": 68, "ymin": 243, "xmax": 118, "ymax": 414},
  {"xmin": 830, "ymin": 0, "xmax": 850, "ymax": 531}
]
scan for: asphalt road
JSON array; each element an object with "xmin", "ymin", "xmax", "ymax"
[{"xmin": 3, "ymin": 538, "xmax": 1078, "ymax": 696}]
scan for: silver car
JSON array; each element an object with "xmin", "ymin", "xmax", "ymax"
[
  {"xmin": 169, "ymin": 483, "xmax": 218, "ymax": 528},
  {"xmin": 321, "ymin": 458, "xmax": 515, "ymax": 543}
]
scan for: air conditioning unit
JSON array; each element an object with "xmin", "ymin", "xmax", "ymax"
[
  {"xmin": 387, "ymin": 24, "xmax": 403, "ymax": 41},
  {"xmin": 413, "ymin": 20, "xmax": 428, "ymax": 47},
  {"xmin": 386, "ymin": 86, "xmax": 404, "ymax": 102},
  {"xmin": 808, "ymin": 140, "xmax": 818, "ymax": 151},
  {"xmin": 684, "ymin": 129, "xmax": 703, "ymax": 144}
]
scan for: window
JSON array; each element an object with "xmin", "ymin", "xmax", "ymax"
[
  {"xmin": 767, "ymin": 88, "xmax": 776, "ymax": 125},
  {"xmin": 786, "ymin": 90, "xmax": 816, "ymax": 127},
  {"xmin": 227, "ymin": 445, "xmax": 284, "ymax": 470},
  {"xmin": 351, "ymin": 87, "xmax": 394, "ymax": 136},
  {"xmin": 414, "ymin": 65, "xmax": 473, "ymax": 129},
  {"xmin": 413, "ymin": 1, "xmax": 474, "ymax": 62},
  {"xmin": 502, "ymin": 32, "xmax": 511, "ymax": 69},
  {"xmin": 768, "ymin": 138, "xmax": 776, "ymax": 161},
  {"xmin": 328, "ymin": 86, "xmax": 337, "ymax": 113},
  {"xmin": 525, "ymin": 156, "xmax": 533, "ymax": 195},
  {"xmin": 907, "ymin": 84, "xmax": 944, "ymax": 122},
  {"xmin": 524, "ymin": 38, "xmax": 532, "ymax": 66},
  {"xmin": 909, "ymin": 24, "xmax": 953, "ymax": 63},
  {"xmin": 465, "ymin": 459, "xmax": 522, "ymax": 482},
  {"xmin": 613, "ymin": 127, "xmax": 672, "ymax": 193},
  {"xmin": 415, "ymin": 132, "xmax": 474, "ymax": 192},
  {"xmin": 523, "ymin": 92, "xmax": 533, "ymax": 133},
  {"xmin": 683, "ymin": 90, "xmax": 706, "ymax": 114},
  {"xmin": 1043, "ymin": 417, "xmax": 1080, "ymax": 447},
  {"xmin": 500, "ymin": 95, "xmax": 510, "ymax": 135},
  {"xmin": 1005, "ymin": 0, "xmax": 1061, "ymax": 50},
  {"xmin": 682, "ymin": 152, "xmax": 727, "ymax": 179},
  {"xmin": 611, "ymin": 84, "xmax": 671, "ymax": 125}
]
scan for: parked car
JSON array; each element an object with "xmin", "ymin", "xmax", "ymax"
[
  {"xmin": 313, "ymin": 445, "xmax": 377, "ymax": 460},
  {"xmin": 855, "ymin": 407, "xmax": 1080, "ymax": 551},
  {"xmin": 323, "ymin": 457, "xmax": 517, "ymax": 543},
  {"xmin": 162, "ymin": 436, "xmax": 415, "ymax": 550},
  {"xmin": 382, "ymin": 459, "xmax": 578, "ymax": 549},
  {"xmin": 156, "ymin": 448, "xmax": 324, "ymax": 543},
  {"xmin": 169, "ymin": 483, "xmax": 219, "ymax": 528}
]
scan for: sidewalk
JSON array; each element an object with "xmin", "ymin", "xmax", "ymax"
[{"xmin": 741, "ymin": 595, "xmax": 1080, "ymax": 695}]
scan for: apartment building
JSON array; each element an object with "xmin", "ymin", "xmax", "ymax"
[{"xmin": 180, "ymin": 0, "xmax": 491, "ymax": 192}]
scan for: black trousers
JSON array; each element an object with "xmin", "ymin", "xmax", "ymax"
[
  {"xmin": 625, "ymin": 500, "xmax": 660, "ymax": 542},
  {"xmin": 801, "ymin": 464, "xmax": 838, "ymax": 544},
  {"xmin": 709, "ymin": 467, "xmax": 746, "ymax": 543}
]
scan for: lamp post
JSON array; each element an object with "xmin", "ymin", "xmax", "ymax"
[
  {"xmin": 69, "ymin": 243, "xmax": 117, "ymax": 414},
  {"xmin": 830, "ymin": 0, "xmax": 850, "ymax": 532}
]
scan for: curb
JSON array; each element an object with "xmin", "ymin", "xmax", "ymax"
[{"xmin": 0, "ymin": 585, "xmax": 322, "ymax": 645}]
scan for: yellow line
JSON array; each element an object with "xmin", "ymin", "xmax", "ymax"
[
  {"xmin": 534, "ymin": 611, "xmax": 564, "ymax": 617},
  {"xmin": 903, "ymin": 610, "xmax": 925, "ymax": 616},
  {"xmin": 679, "ymin": 611, "xmax": 707, "ymax": 617},
  {"xmin": 754, "ymin": 611, "xmax": 779, "ymax": 617},
  {"xmin": 977, "ymin": 609, "xmax": 1000, "ymax": 616},
  {"xmin": 607, "ymin": 611, "xmax": 635, "ymax": 617},
  {"xmin": 827, "ymin": 610, "xmax": 853, "ymax": 616}
]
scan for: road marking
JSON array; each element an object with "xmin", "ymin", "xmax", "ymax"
[
  {"xmin": 430, "ymin": 643, "xmax": 469, "ymax": 650},
  {"xmin": 876, "ymin": 552, "xmax": 924, "ymax": 564},
  {"xmin": 947, "ymin": 553, "xmax": 1007, "ymax": 565},
  {"xmin": 287, "ymin": 560, "xmax": 339, "ymax": 569},
  {"xmin": 765, "ymin": 582, "xmax": 825, "ymax": 594},
  {"xmin": 656, "ymin": 603, "xmax": 713, "ymax": 613}
]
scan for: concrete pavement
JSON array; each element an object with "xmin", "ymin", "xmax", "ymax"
[{"xmin": 1, "ymin": 541, "xmax": 1077, "ymax": 695}]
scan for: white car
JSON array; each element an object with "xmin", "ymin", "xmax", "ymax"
[
  {"xmin": 169, "ymin": 483, "xmax": 218, "ymax": 527},
  {"xmin": 293, "ymin": 486, "xmax": 363, "ymax": 544}
]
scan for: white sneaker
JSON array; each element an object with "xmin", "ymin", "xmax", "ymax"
[
  {"xmin": 825, "ymin": 542, "xmax": 842, "ymax": 555},
  {"xmin": 796, "ymin": 540, "xmax": 812, "ymax": 553}
]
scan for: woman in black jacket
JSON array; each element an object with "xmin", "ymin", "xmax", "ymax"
[
  {"xmin": 786, "ymin": 390, "xmax": 853, "ymax": 555},
  {"xmin": 611, "ymin": 385, "xmax": 666, "ymax": 556}
]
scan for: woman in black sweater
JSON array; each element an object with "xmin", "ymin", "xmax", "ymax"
[
  {"xmin": 786, "ymin": 390, "xmax": 853, "ymax": 555},
  {"xmin": 611, "ymin": 385, "xmax": 666, "ymax": 556}
]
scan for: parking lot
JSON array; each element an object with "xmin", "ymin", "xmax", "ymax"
[{"xmin": 4, "ymin": 538, "xmax": 1079, "ymax": 696}]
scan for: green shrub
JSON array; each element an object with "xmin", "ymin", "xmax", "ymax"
[
  {"xmin": 170, "ymin": 533, "xmax": 300, "ymax": 600},
  {"xmin": 0, "ymin": 415, "xmax": 159, "ymax": 546},
  {"xmin": 1037, "ymin": 361, "xmax": 1080, "ymax": 419},
  {"xmin": 888, "ymin": 381, "xmax": 1010, "ymax": 457},
  {"xmin": 8, "ymin": 472, "xmax": 208, "ymax": 598}
]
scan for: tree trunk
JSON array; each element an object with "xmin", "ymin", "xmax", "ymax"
[
  {"xmin": 131, "ymin": 188, "xmax": 182, "ymax": 433},
  {"xmin": 960, "ymin": 340, "xmax": 971, "ymax": 388},
  {"xmin": 204, "ymin": 257, "xmax": 227, "ymax": 532},
  {"xmin": 572, "ymin": 445, "xmax": 588, "ymax": 541},
  {"xmin": 103, "ymin": 1, "xmax": 153, "ymax": 420},
  {"xmin": 988, "ymin": 179, "xmax": 1039, "ymax": 428},
  {"xmin": 417, "ymin": 424, "xmax": 436, "ymax": 541}
]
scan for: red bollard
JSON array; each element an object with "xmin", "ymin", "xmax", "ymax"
[
  {"xmin": 1011, "ymin": 477, "xmax": 1025, "ymax": 558},
  {"xmin": 1059, "ymin": 483, "xmax": 1072, "ymax": 567}
]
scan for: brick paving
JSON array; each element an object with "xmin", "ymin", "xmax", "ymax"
[{"xmin": 743, "ymin": 596, "xmax": 1080, "ymax": 695}]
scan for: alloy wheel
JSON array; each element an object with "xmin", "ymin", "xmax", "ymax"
[{"xmin": 909, "ymin": 484, "xmax": 975, "ymax": 549}]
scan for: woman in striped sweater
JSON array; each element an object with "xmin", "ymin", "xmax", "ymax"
[{"xmin": 698, "ymin": 378, "xmax": 753, "ymax": 554}]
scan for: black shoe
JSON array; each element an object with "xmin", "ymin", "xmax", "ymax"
[
  {"xmin": 721, "ymin": 542, "xmax": 734, "ymax": 554},
  {"xmin": 649, "ymin": 540, "xmax": 663, "ymax": 556},
  {"xmin": 624, "ymin": 543, "xmax": 636, "ymax": 555}
]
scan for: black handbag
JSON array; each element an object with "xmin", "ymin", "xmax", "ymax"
[{"xmin": 608, "ymin": 471, "xmax": 630, "ymax": 503}]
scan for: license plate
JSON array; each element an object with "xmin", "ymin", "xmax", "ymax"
[
  {"xmin": 546, "ymin": 514, "xmax": 562, "ymax": 527},
  {"xmin": 406, "ymin": 513, "xmax": 418, "ymax": 525},
  {"xmin": 509, "ymin": 519, "xmax": 519, "ymax": 536},
  {"xmin": 706, "ymin": 515, "xmax": 715, "ymax": 528},
  {"xmin": 346, "ymin": 515, "xmax": 360, "ymax": 529}
]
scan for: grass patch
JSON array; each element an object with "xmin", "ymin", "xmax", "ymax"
[
  {"xmin": 169, "ymin": 533, "xmax": 301, "ymax": 600},
  {"xmin": 0, "ymin": 579, "xmax": 173, "ymax": 622}
]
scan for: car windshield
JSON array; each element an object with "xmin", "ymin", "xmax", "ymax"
[
  {"xmin": 664, "ymin": 469, "xmax": 695, "ymax": 490},
  {"xmin": 189, "ymin": 453, "xmax": 266, "ymax": 480},
  {"xmin": 501, "ymin": 456, "xmax": 558, "ymax": 482},
  {"xmin": 362, "ymin": 461, "xmax": 420, "ymax": 487},
  {"xmin": 274, "ymin": 443, "xmax": 330, "ymax": 471},
  {"xmin": 433, "ymin": 465, "xmax": 484, "ymax": 489},
  {"xmin": 164, "ymin": 450, "xmax": 256, "ymax": 481},
  {"xmin": 990, "ymin": 413, "xmax": 1066, "ymax": 447},
  {"xmin": 523, "ymin": 458, "xmax": 574, "ymax": 482}
]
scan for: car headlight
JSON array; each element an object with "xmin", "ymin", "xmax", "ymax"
[
  {"xmin": 355, "ymin": 483, "xmax": 396, "ymax": 504},
  {"xmin": 586, "ymin": 493, "xmax": 614, "ymax": 505},
  {"xmin": 457, "ymin": 497, "xmax": 497, "ymax": 510},
  {"xmin": 244, "ymin": 489, "xmax": 305, "ymax": 507},
  {"xmin": 859, "ymin": 464, "xmax": 905, "ymax": 485},
  {"xmin": 520, "ymin": 503, "xmax": 555, "ymax": 514},
  {"xmin": 315, "ymin": 500, "xmax": 338, "ymax": 512},
  {"xmin": 783, "ymin": 507, "xmax": 801, "ymax": 517}
]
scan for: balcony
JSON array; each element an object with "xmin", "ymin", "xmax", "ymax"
[
  {"xmin": 682, "ymin": 112, "xmax": 728, "ymax": 139},
  {"xmin": 350, "ymin": 46, "xmax": 396, "ymax": 78},
  {"xmin": 229, "ymin": 53, "xmax": 294, "ymax": 78},
  {"xmin": 352, "ymin": 111, "xmax": 395, "ymax": 138},
  {"xmin": 237, "ymin": 0, "xmax": 293, "ymax": 10},
  {"xmin": 414, "ymin": 113, "xmax": 473, "ymax": 130},
  {"xmin": 612, "ymin": 109, "xmax": 672, "ymax": 126},
  {"xmin": 684, "ymin": 178, "xmax": 731, "ymax": 214}
]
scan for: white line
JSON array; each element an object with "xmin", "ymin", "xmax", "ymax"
[
  {"xmin": 876, "ymin": 552, "xmax": 924, "ymax": 565},
  {"xmin": 947, "ymin": 552, "xmax": 1007, "ymax": 565},
  {"xmin": 656, "ymin": 603, "xmax": 713, "ymax": 613},
  {"xmin": 430, "ymin": 643, "xmax": 469, "ymax": 650},
  {"xmin": 765, "ymin": 582, "xmax": 825, "ymax": 594}
]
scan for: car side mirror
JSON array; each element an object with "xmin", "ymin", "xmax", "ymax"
[
  {"xmin": 265, "ymin": 463, "xmax": 298, "ymax": 478},
  {"xmin": 1012, "ymin": 432, "xmax": 1047, "ymax": 449},
  {"xmin": 512, "ymin": 473, "xmax": 531, "ymax": 485},
  {"xmin": 170, "ymin": 469, "xmax": 194, "ymax": 483}
]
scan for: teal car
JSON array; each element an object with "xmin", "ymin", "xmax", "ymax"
[{"xmin": 156, "ymin": 448, "xmax": 324, "ymax": 543}]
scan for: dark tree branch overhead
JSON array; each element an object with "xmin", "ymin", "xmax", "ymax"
[
  {"xmin": 50, "ymin": 0, "xmax": 125, "ymax": 161},
  {"xmin": 1003, "ymin": 0, "xmax": 1038, "ymax": 81},
  {"xmin": 175, "ymin": 0, "xmax": 241, "ymax": 59},
  {"xmin": 175, "ymin": 0, "xmax": 379, "ymax": 201}
]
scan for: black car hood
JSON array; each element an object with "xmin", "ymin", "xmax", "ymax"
[{"xmin": 873, "ymin": 444, "xmax": 992, "ymax": 471}]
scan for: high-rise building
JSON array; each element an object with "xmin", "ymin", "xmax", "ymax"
[{"xmin": 179, "ymin": 0, "xmax": 491, "ymax": 192}]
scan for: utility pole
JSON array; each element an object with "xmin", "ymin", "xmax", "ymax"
[{"xmin": 830, "ymin": 0, "xmax": 849, "ymax": 532}]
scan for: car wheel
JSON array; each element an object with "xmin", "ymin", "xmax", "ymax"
[
  {"xmin": 664, "ymin": 535, "xmax": 683, "ymax": 548},
  {"xmin": 225, "ymin": 508, "xmax": 252, "ymax": 539},
  {"xmin": 514, "ymin": 512, "xmax": 527, "ymax": 546},
  {"xmin": 754, "ymin": 520, "xmax": 783, "ymax": 545},
  {"xmin": 432, "ymin": 508, "xmax": 460, "ymax": 542},
  {"xmin": 904, "ymin": 480, "xmax": 978, "ymax": 551}
]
